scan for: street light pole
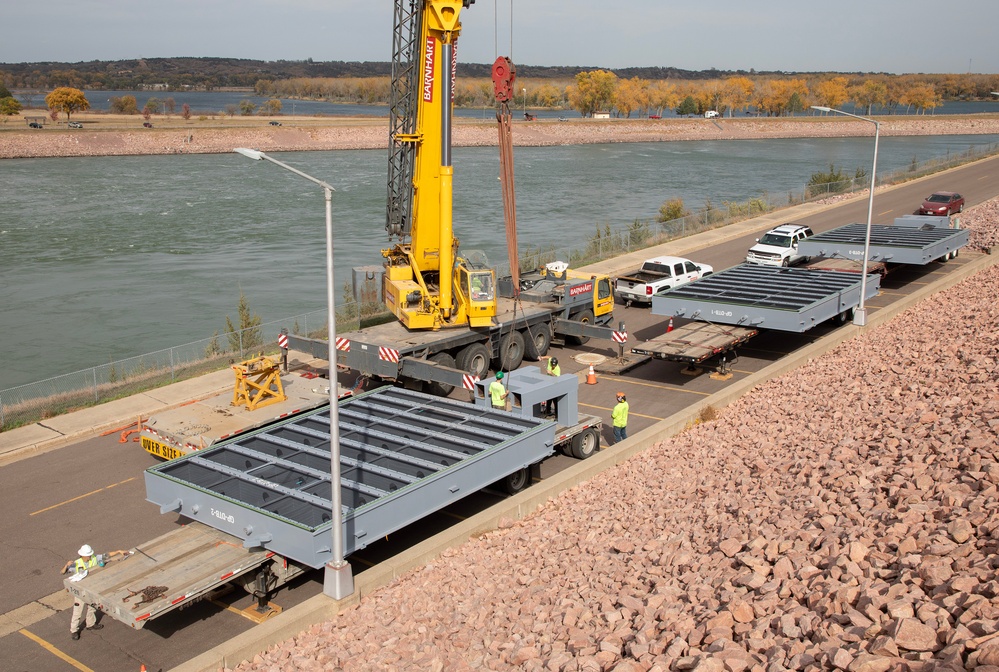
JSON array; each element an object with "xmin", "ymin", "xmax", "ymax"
[
  {"xmin": 810, "ymin": 106, "xmax": 879, "ymax": 326},
  {"xmin": 233, "ymin": 148, "xmax": 353, "ymax": 599},
  {"xmin": 523, "ymin": 87, "xmax": 527, "ymax": 118}
]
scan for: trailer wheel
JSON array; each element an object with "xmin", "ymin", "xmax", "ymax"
[
  {"xmin": 498, "ymin": 330, "xmax": 525, "ymax": 371},
  {"xmin": 523, "ymin": 324, "xmax": 551, "ymax": 360},
  {"xmin": 425, "ymin": 352, "xmax": 457, "ymax": 397},
  {"xmin": 456, "ymin": 343, "xmax": 490, "ymax": 380},
  {"xmin": 565, "ymin": 309, "xmax": 594, "ymax": 346},
  {"xmin": 503, "ymin": 467, "xmax": 530, "ymax": 494},
  {"xmin": 834, "ymin": 308, "xmax": 854, "ymax": 326},
  {"xmin": 570, "ymin": 428, "xmax": 599, "ymax": 460}
]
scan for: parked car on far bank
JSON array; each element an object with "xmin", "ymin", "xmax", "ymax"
[
  {"xmin": 68, "ymin": 121, "xmax": 83, "ymax": 128},
  {"xmin": 919, "ymin": 191, "xmax": 964, "ymax": 216}
]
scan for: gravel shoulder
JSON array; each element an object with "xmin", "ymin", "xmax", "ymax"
[{"xmin": 2, "ymin": 115, "xmax": 999, "ymax": 159}]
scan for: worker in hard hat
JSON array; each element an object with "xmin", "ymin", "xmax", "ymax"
[
  {"xmin": 545, "ymin": 356, "xmax": 560, "ymax": 377},
  {"xmin": 541, "ymin": 357, "xmax": 560, "ymax": 416},
  {"xmin": 62, "ymin": 543, "xmax": 131, "ymax": 640},
  {"xmin": 489, "ymin": 371, "xmax": 509, "ymax": 410},
  {"xmin": 611, "ymin": 392, "xmax": 629, "ymax": 444}
]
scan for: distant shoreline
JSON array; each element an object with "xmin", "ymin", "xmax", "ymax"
[{"xmin": 2, "ymin": 114, "xmax": 999, "ymax": 160}]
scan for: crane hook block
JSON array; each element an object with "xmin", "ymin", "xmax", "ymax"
[{"xmin": 491, "ymin": 56, "xmax": 517, "ymax": 103}]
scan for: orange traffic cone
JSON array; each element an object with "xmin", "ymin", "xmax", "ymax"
[
  {"xmin": 586, "ymin": 365, "xmax": 597, "ymax": 385},
  {"xmin": 140, "ymin": 666, "xmax": 147, "ymax": 672},
  {"xmin": 666, "ymin": 316, "xmax": 675, "ymax": 333}
]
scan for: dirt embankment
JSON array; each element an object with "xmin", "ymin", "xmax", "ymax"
[
  {"xmin": 2, "ymin": 115, "xmax": 999, "ymax": 159},
  {"xmin": 225, "ymin": 200, "xmax": 999, "ymax": 672}
]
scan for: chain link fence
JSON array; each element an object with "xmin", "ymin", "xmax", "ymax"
[{"xmin": 3, "ymin": 140, "xmax": 998, "ymax": 432}]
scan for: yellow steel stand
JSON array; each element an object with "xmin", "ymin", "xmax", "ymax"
[{"xmin": 231, "ymin": 355, "xmax": 287, "ymax": 411}]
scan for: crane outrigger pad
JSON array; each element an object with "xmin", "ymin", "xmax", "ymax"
[
  {"xmin": 145, "ymin": 386, "xmax": 555, "ymax": 569},
  {"xmin": 651, "ymin": 264, "xmax": 881, "ymax": 333},
  {"xmin": 797, "ymin": 222, "xmax": 968, "ymax": 265}
]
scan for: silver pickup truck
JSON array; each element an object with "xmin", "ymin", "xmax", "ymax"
[{"xmin": 614, "ymin": 256, "xmax": 713, "ymax": 306}]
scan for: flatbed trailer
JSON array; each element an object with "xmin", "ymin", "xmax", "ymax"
[
  {"xmin": 651, "ymin": 264, "xmax": 881, "ymax": 333},
  {"xmin": 797, "ymin": 220, "xmax": 968, "ymax": 265},
  {"xmin": 631, "ymin": 322, "xmax": 759, "ymax": 370},
  {"xmin": 800, "ymin": 257, "xmax": 888, "ymax": 276},
  {"xmin": 74, "ymin": 374, "xmax": 599, "ymax": 630},
  {"xmin": 139, "ymin": 371, "xmax": 338, "ymax": 460},
  {"xmin": 64, "ymin": 522, "xmax": 307, "ymax": 629}
]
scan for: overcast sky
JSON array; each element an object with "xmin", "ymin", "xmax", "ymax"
[{"xmin": 3, "ymin": 0, "xmax": 998, "ymax": 75}]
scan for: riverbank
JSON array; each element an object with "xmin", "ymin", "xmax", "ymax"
[{"xmin": 3, "ymin": 114, "xmax": 999, "ymax": 159}]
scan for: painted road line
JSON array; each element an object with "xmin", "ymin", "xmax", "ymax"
[
  {"xmin": 19, "ymin": 628, "xmax": 95, "ymax": 672},
  {"xmin": 30, "ymin": 478, "xmax": 137, "ymax": 516},
  {"xmin": 612, "ymin": 377, "xmax": 714, "ymax": 396},
  {"xmin": 579, "ymin": 403, "xmax": 663, "ymax": 422}
]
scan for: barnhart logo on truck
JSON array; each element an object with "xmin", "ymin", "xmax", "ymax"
[
  {"xmin": 423, "ymin": 37, "xmax": 436, "ymax": 102},
  {"xmin": 569, "ymin": 282, "xmax": 593, "ymax": 297}
]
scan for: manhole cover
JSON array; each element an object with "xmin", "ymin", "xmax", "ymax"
[{"xmin": 574, "ymin": 353, "xmax": 607, "ymax": 366}]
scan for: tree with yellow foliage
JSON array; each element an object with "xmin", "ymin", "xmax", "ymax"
[
  {"xmin": 720, "ymin": 77, "xmax": 754, "ymax": 117},
  {"xmin": 813, "ymin": 77, "xmax": 849, "ymax": 110},
  {"xmin": 753, "ymin": 78, "xmax": 809, "ymax": 116},
  {"xmin": 648, "ymin": 80, "xmax": 679, "ymax": 117},
  {"xmin": 614, "ymin": 77, "xmax": 651, "ymax": 118},
  {"xmin": 566, "ymin": 70, "xmax": 618, "ymax": 117},
  {"xmin": 45, "ymin": 86, "xmax": 90, "ymax": 120},
  {"xmin": 899, "ymin": 82, "xmax": 942, "ymax": 114},
  {"xmin": 849, "ymin": 79, "xmax": 888, "ymax": 115}
]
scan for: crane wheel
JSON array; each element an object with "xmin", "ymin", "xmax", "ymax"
[
  {"xmin": 523, "ymin": 325, "xmax": 551, "ymax": 361},
  {"xmin": 498, "ymin": 331, "xmax": 525, "ymax": 371}
]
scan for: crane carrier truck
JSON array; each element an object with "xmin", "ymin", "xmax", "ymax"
[{"xmin": 286, "ymin": 0, "xmax": 626, "ymax": 394}]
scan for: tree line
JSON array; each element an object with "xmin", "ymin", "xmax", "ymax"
[
  {"xmin": 563, "ymin": 72, "xmax": 999, "ymax": 117},
  {"xmin": 255, "ymin": 71, "xmax": 997, "ymax": 117},
  {"xmin": 5, "ymin": 69, "xmax": 998, "ymax": 122}
]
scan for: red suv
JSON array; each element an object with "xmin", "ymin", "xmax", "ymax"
[{"xmin": 919, "ymin": 191, "xmax": 964, "ymax": 216}]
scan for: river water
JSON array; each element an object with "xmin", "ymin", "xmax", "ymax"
[{"xmin": 3, "ymin": 133, "xmax": 999, "ymax": 389}]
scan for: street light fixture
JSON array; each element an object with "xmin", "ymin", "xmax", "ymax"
[
  {"xmin": 810, "ymin": 106, "xmax": 879, "ymax": 326},
  {"xmin": 233, "ymin": 147, "xmax": 354, "ymax": 599}
]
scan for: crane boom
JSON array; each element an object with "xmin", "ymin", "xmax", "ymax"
[{"xmin": 382, "ymin": 0, "xmax": 496, "ymax": 330}]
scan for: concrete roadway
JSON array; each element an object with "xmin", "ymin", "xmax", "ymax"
[{"xmin": 2, "ymin": 154, "xmax": 997, "ymax": 671}]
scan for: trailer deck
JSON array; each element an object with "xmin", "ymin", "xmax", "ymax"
[
  {"xmin": 63, "ymin": 523, "xmax": 301, "ymax": 629},
  {"xmin": 631, "ymin": 322, "xmax": 759, "ymax": 365},
  {"xmin": 651, "ymin": 264, "xmax": 881, "ymax": 333},
  {"xmin": 144, "ymin": 386, "xmax": 555, "ymax": 569},
  {"xmin": 797, "ymin": 222, "xmax": 968, "ymax": 265},
  {"xmin": 139, "ymin": 372, "xmax": 337, "ymax": 460}
]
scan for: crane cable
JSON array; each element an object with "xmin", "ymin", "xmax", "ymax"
[{"xmin": 492, "ymin": 0, "xmax": 515, "ymax": 64}]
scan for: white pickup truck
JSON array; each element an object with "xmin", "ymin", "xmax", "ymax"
[{"xmin": 614, "ymin": 256, "xmax": 713, "ymax": 306}]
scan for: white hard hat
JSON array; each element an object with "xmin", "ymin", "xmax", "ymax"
[{"xmin": 78, "ymin": 544, "xmax": 94, "ymax": 557}]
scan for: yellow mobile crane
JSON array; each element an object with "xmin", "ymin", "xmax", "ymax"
[
  {"xmin": 287, "ymin": 0, "xmax": 620, "ymax": 394},
  {"xmin": 382, "ymin": 0, "xmax": 496, "ymax": 330}
]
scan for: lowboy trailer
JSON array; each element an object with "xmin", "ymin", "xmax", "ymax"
[
  {"xmin": 67, "ymin": 374, "xmax": 598, "ymax": 629},
  {"xmin": 649, "ymin": 264, "xmax": 881, "ymax": 333},
  {"xmin": 797, "ymin": 217, "xmax": 969, "ymax": 266}
]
